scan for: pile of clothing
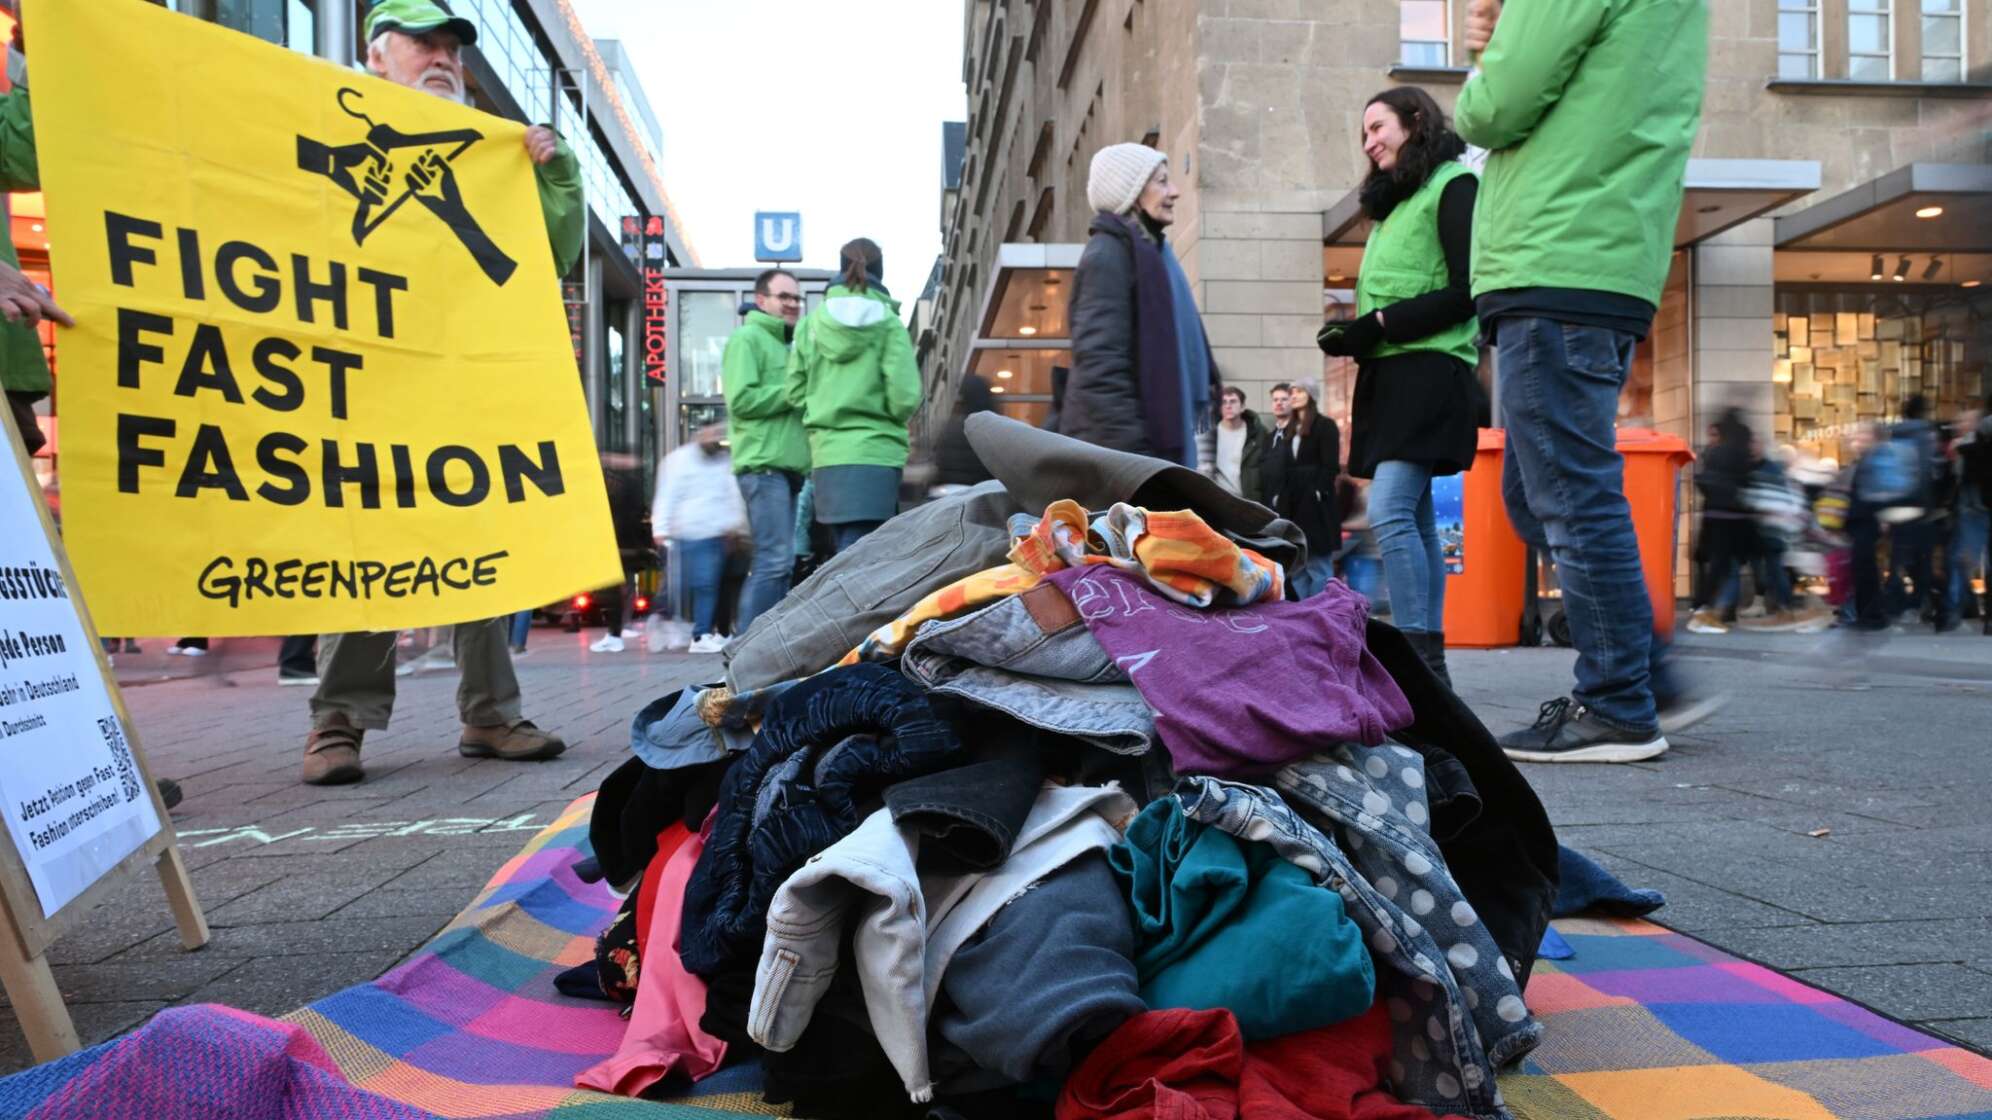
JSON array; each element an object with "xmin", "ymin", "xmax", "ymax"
[{"xmin": 567, "ymin": 416, "xmax": 1560, "ymax": 1120}]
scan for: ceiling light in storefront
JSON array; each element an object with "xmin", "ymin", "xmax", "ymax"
[
  {"xmin": 28, "ymin": 223, "xmax": 40, "ymax": 232},
  {"xmin": 991, "ymin": 385, "xmax": 1007, "ymax": 393},
  {"xmin": 1915, "ymin": 205, "xmax": 1945, "ymax": 219},
  {"xmin": 1965, "ymin": 279, "xmax": 1983, "ymax": 289},
  {"xmin": 1892, "ymin": 256, "xmax": 1911, "ymax": 281},
  {"xmin": 1870, "ymin": 254, "xmax": 1885, "ymax": 280},
  {"xmin": 1018, "ymin": 325, "xmax": 1038, "ymax": 336},
  {"xmin": 996, "ymin": 369, "xmax": 1014, "ymax": 379},
  {"xmin": 1923, "ymin": 258, "xmax": 1944, "ymax": 281}
]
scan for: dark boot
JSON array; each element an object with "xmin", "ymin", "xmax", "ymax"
[{"xmin": 1409, "ymin": 630, "xmax": 1454, "ymax": 689}]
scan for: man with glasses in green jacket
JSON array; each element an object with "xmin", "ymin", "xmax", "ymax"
[{"xmin": 725, "ymin": 268, "xmax": 809, "ymax": 633}]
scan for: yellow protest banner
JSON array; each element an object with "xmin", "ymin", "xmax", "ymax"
[{"xmin": 27, "ymin": 0, "xmax": 621, "ymax": 636}]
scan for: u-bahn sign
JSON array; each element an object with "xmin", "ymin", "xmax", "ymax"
[{"xmin": 754, "ymin": 211, "xmax": 802, "ymax": 263}]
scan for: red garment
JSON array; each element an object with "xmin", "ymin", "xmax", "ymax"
[
  {"xmin": 1057, "ymin": 1004, "xmax": 1463, "ymax": 1120},
  {"xmin": 633, "ymin": 823, "xmax": 694, "ymax": 956},
  {"xmin": 576, "ymin": 815, "xmax": 727, "ymax": 1096}
]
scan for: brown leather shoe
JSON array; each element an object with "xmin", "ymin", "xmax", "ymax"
[
  {"xmin": 458, "ymin": 719, "xmax": 566, "ymax": 761},
  {"xmin": 301, "ymin": 720, "xmax": 365, "ymax": 785}
]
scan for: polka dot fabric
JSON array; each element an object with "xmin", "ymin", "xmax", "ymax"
[
  {"xmin": 1278, "ymin": 744, "xmax": 1541, "ymax": 1068},
  {"xmin": 1177, "ymin": 761, "xmax": 1538, "ymax": 1120}
]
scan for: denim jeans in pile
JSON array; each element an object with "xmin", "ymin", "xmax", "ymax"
[
  {"xmin": 1178, "ymin": 763, "xmax": 1538, "ymax": 1120},
  {"xmin": 900, "ymin": 583, "xmax": 1159, "ymax": 758},
  {"xmin": 1495, "ymin": 316, "xmax": 1666, "ymax": 731}
]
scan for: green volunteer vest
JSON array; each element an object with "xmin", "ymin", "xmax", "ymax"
[{"xmin": 1356, "ymin": 160, "xmax": 1478, "ymax": 368}]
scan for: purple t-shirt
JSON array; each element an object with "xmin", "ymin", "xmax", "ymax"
[{"xmin": 1044, "ymin": 566, "xmax": 1412, "ymax": 778}]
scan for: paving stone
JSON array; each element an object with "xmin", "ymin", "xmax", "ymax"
[
  {"xmin": 1786, "ymin": 964, "xmax": 1992, "ymax": 1022},
  {"xmin": 1919, "ymin": 1018, "xmax": 1992, "ymax": 1051},
  {"xmin": 179, "ymin": 950, "xmax": 410, "ymax": 1017},
  {"xmin": 0, "ymin": 1001, "xmax": 166, "ymax": 1074},
  {"xmin": 1692, "ymin": 919, "xmax": 1992, "ymax": 970}
]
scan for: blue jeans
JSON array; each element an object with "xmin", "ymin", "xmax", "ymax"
[
  {"xmin": 1497, "ymin": 317, "xmax": 1668, "ymax": 732},
  {"xmin": 829, "ymin": 520, "xmax": 884, "ymax": 556},
  {"xmin": 1288, "ymin": 554, "xmax": 1337, "ymax": 601},
  {"xmin": 507, "ymin": 609, "xmax": 532, "ymax": 648},
  {"xmin": 678, "ymin": 536, "xmax": 727, "ymax": 637},
  {"xmin": 1950, "ymin": 505, "xmax": 1988, "ymax": 617},
  {"xmin": 736, "ymin": 470, "xmax": 799, "ymax": 633},
  {"xmin": 1369, "ymin": 460, "xmax": 1445, "ymax": 633}
]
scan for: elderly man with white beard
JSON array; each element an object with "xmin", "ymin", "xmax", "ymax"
[{"xmin": 298, "ymin": 0, "xmax": 586, "ymax": 786}]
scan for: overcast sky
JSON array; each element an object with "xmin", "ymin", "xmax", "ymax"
[{"xmin": 569, "ymin": 0, "xmax": 967, "ymax": 305}]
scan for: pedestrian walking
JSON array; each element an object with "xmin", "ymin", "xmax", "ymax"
[
  {"xmin": 1264, "ymin": 381, "xmax": 1341, "ymax": 600},
  {"xmin": 1456, "ymin": 0, "xmax": 1710, "ymax": 763},
  {"xmin": 1318, "ymin": 86, "xmax": 1482, "ymax": 686},
  {"xmin": 1950, "ymin": 399, "xmax": 1990, "ymax": 635},
  {"xmin": 299, "ymin": 0, "xmax": 584, "ymax": 786},
  {"xmin": 1686, "ymin": 410, "xmax": 1757, "ymax": 635},
  {"xmin": 653, "ymin": 425, "xmax": 748, "ymax": 655},
  {"xmin": 784, "ymin": 238, "xmax": 921, "ymax": 555},
  {"xmin": 726, "ymin": 268, "xmax": 808, "ymax": 632},
  {"xmin": 1881, "ymin": 395, "xmax": 1947, "ymax": 627},
  {"xmin": 1211, "ymin": 386, "xmax": 1268, "ymax": 502},
  {"xmin": 1060, "ymin": 143, "xmax": 1221, "ymax": 472},
  {"xmin": 277, "ymin": 634, "xmax": 319, "ymax": 685},
  {"xmin": 591, "ymin": 453, "xmax": 655, "ymax": 653},
  {"xmin": 932, "ymin": 372, "xmax": 998, "ymax": 492}
]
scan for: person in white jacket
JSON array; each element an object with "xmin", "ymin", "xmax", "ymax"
[{"xmin": 653, "ymin": 425, "xmax": 749, "ymax": 653}]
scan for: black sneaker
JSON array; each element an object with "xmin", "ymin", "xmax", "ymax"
[{"xmin": 1499, "ymin": 697, "xmax": 1669, "ymax": 764}]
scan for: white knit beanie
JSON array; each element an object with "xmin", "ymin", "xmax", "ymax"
[{"xmin": 1087, "ymin": 143, "xmax": 1168, "ymax": 216}]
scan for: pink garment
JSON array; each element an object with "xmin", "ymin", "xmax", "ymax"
[{"xmin": 575, "ymin": 817, "xmax": 727, "ymax": 1095}]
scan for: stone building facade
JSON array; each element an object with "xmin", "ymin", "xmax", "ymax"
[{"xmin": 924, "ymin": 0, "xmax": 1989, "ymax": 485}]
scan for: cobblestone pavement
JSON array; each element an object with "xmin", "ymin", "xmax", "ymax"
[{"xmin": 2, "ymin": 621, "xmax": 1986, "ymax": 1070}]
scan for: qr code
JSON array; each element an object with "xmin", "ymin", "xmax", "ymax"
[{"xmin": 97, "ymin": 716, "xmax": 142, "ymax": 804}]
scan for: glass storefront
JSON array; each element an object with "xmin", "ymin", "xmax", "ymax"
[{"xmin": 1772, "ymin": 286, "xmax": 1990, "ymax": 465}]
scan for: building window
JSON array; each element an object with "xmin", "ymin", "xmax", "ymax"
[
  {"xmin": 1777, "ymin": 0, "xmax": 1820, "ymax": 79},
  {"xmin": 1399, "ymin": 0, "xmax": 1449, "ymax": 67},
  {"xmin": 1848, "ymin": 0, "xmax": 1893, "ymax": 81},
  {"xmin": 1922, "ymin": 0, "xmax": 1964, "ymax": 82}
]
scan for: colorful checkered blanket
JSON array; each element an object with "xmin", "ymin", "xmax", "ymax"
[{"xmin": 1, "ymin": 796, "xmax": 1986, "ymax": 1119}]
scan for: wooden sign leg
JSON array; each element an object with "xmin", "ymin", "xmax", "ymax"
[
  {"xmin": 154, "ymin": 846, "xmax": 209, "ymax": 951},
  {"xmin": 0, "ymin": 928, "xmax": 79, "ymax": 1062}
]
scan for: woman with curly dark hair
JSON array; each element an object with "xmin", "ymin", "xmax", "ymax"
[{"xmin": 1318, "ymin": 86, "xmax": 1481, "ymax": 686}]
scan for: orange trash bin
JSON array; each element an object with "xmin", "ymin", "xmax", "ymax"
[
  {"xmin": 1615, "ymin": 428, "xmax": 1695, "ymax": 639},
  {"xmin": 1440, "ymin": 429, "xmax": 1529, "ymax": 648},
  {"xmin": 1438, "ymin": 427, "xmax": 1693, "ymax": 648}
]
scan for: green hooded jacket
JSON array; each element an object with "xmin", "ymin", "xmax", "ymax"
[
  {"xmin": 1454, "ymin": 0, "xmax": 1707, "ymax": 308},
  {"xmin": 723, "ymin": 309, "xmax": 807, "ymax": 474},
  {"xmin": 783, "ymin": 284, "xmax": 922, "ymax": 469},
  {"xmin": 0, "ymin": 88, "xmax": 48, "ymax": 396}
]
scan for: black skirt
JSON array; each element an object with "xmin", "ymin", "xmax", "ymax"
[{"xmin": 1346, "ymin": 350, "xmax": 1482, "ymax": 480}]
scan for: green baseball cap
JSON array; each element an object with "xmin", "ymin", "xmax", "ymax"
[{"xmin": 365, "ymin": 0, "xmax": 477, "ymax": 47}]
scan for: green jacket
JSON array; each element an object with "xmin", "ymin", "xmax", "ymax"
[
  {"xmin": 535, "ymin": 137, "xmax": 585, "ymax": 278},
  {"xmin": 0, "ymin": 88, "xmax": 48, "ymax": 396},
  {"xmin": 1357, "ymin": 160, "xmax": 1479, "ymax": 368},
  {"xmin": 723, "ymin": 309, "xmax": 808, "ymax": 474},
  {"xmin": 1454, "ymin": 0, "xmax": 1707, "ymax": 307},
  {"xmin": 784, "ymin": 285, "xmax": 922, "ymax": 469}
]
